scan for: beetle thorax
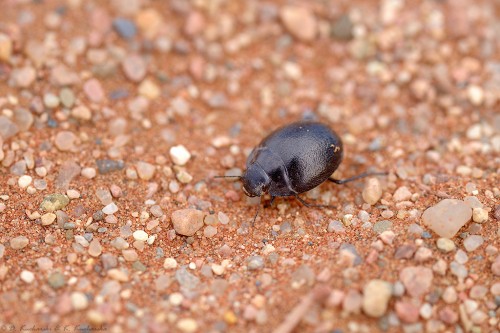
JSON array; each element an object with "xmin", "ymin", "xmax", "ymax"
[{"xmin": 241, "ymin": 164, "xmax": 271, "ymax": 197}]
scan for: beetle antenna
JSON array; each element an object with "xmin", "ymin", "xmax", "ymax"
[
  {"xmin": 214, "ymin": 175, "xmax": 242, "ymax": 179},
  {"xmin": 251, "ymin": 198, "xmax": 262, "ymax": 227},
  {"xmin": 329, "ymin": 171, "xmax": 388, "ymax": 185}
]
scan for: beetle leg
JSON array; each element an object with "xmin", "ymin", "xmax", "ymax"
[
  {"xmin": 251, "ymin": 198, "xmax": 262, "ymax": 226},
  {"xmin": 294, "ymin": 195, "xmax": 335, "ymax": 209},
  {"xmin": 329, "ymin": 171, "xmax": 387, "ymax": 184}
]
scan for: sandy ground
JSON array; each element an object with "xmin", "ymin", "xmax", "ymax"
[{"xmin": 0, "ymin": 0, "xmax": 499, "ymax": 332}]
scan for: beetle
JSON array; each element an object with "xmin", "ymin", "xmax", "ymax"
[{"xmin": 217, "ymin": 121, "xmax": 385, "ymax": 222}]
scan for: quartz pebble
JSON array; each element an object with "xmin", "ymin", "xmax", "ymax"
[
  {"xmin": 10, "ymin": 236, "xmax": 29, "ymax": 249},
  {"xmin": 20, "ymin": 270, "xmax": 35, "ymax": 283},
  {"xmin": 18, "ymin": 175, "xmax": 32, "ymax": 188},
  {"xmin": 102, "ymin": 202, "xmax": 118, "ymax": 215},
  {"xmin": 393, "ymin": 186, "xmax": 412, "ymax": 202},
  {"xmin": 133, "ymin": 230, "xmax": 148, "ymax": 242},
  {"xmin": 463, "ymin": 235, "xmax": 484, "ymax": 252},
  {"xmin": 279, "ymin": 6, "xmax": 317, "ymax": 41},
  {"xmin": 170, "ymin": 145, "xmax": 191, "ymax": 166},
  {"xmin": 136, "ymin": 161, "xmax": 155, "ymax": 180},
  {"xmin": 171, "ymin": 209, "xmax": 205, "ymax": 236},
  {"xmin": 362, "ymin": 279, "xmax": 392, "ymax": 317},
  {"xmin": 472, "ymin": 207, "xmax": 488, "ymax": 223},
  {"xmin": 422, "ymin": 199, "xmax": 472, "ymax": 238},
  {"xmin": 436, "ymin": 238, "xmax": 456, "ymax": 252},
  {"xmin": 400, "ymin": 266, "xmax": 433, "ymax": 298},
  {"xmin": 71, "ymin": 292, "xmax": 89, "ymax": 310},
  {"xmin": 362, "ymin": 178, "xmax": 382, "ymax": 205}
]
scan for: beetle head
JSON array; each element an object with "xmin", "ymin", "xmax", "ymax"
[{"xmin": 241, "ymin": 165, "xmax": 270, "ymax": 197}]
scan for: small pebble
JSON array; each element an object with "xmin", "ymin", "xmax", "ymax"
[
  {"xmin": 102, "ymin": 202, "xmax": 118, "ymax": 215},
  {"xmin": 10, "ymin": 236, "xmax": 29, "ymax": 249},
  {"xmin": 472, "ymin": 207, "xmax": 488, "ymax": 223},
  {"xmin": 400, "ymin": 266, "xmax": 433, "ymax": 297},
  {"xmin": 463, "ymin": 235, "xmax": 484, "ymax": 252},
  {"xmin": 170, "ymin": 145, "xmax": 191, "ymax": 166},
  {"xmin": 436, "ymin": 238, "xmax": 456, "ymax": 252},
  {"xmin": 41, "ymin": 212, "xmax": 56, "ymax": 226},
  {"xmin": 18, "ymin": 175, "xmax": 32, "ymax": 188},
  {"xmin": 362, "ymin": 178, "xmax": 382, "ymax": 205},
  {"xmin": 20, "ymin": 270, "xmax": 35, "ymax": 284},
  {"xmin": 279, "ymin": 5, "xmax": 317, "ymax": 41},
  {"xmin": 133, "ymin": 230, "xmax": 148, "ymax": 242},
  {"xmin": 362, "ymin": 279, "xmax": 392, "ymax": 317},
  {"xmin": 171, "ymin": 209, "xmax": 204, "ymax": 236},
  {"xmin": 71, "ymin": 292, "xmax": 89, "ymax": 310},
  {"xmin": 113, "ymin": 18, "xmax": 137, "ymax": 39},
  {"xmin": 164, "ymin": 258, "xmax": 178, "ymax": 269},
  {"xmin": 422, "ymin": 199, "xmax": 472, "ymax": 238}
]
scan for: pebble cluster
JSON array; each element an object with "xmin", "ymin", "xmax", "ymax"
[{"xmin": 0, "ymin": 0, "xmax": 499, "ymax": 332}]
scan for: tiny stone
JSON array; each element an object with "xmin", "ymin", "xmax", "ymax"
[
  {"xmin": 102, "ymin": 202, "xmax": 118, "ymax": 215},
  {"xmin": 454, "ymin": 249, "xmax": 468, "ymax": 264},
  {"xmin": 362, "ymin": 279, "xmax": 392, "ymax": 317},
  {"xmin": 279, "ymin": 5, "xmax": 317, "ymax": 41},
  {"xmin": 442, "ymin": 286, "xmax": 457, "ymax": 303},
  {"xmin": 362, "ymin": 178, "xmax": 382, "ymax": 205},
  {"xmin": 472, "ymin": 208, "xmax": 488, "ymax": 223},
  {"xmin": 176, "ymin": 318, "xmax": 198, "ymax": 333},
  {"xmin": 327, "ymin": 220, "xmax": 345, "ymax": 233},
  {"xmin": 36, "ymin": 257, "xmax": 53, "ymax": 271},
  {"xmin": 247, "ymin": 256, "xmax": 264, "ymax": 270},
  {"xmin": 122, "ymin": 249, "xmax": 138, "ymax": 261},
  {"xmin": 41, "ymin": 213, "xmax": 57, "ymax": 226},
  {"xmin": 203, "ymin": 226, "xmax": 217, "ymax": 238},
  {"xmin": 436, "ymin": 238, "xmax": 456, "ymax": 252},
  {"xmin": 54, "ymin": 131, "xmax": 77, "ymax": 151},
  {"xmin": 164, "ymin": 258, "xmax": 178, "ymax": 269},
  {"xmin": 122, "ymin": 54, "xmax": 146, "ymax": 82},
  {"xmin": 88, "ymin": 239, "xmax": 102, "ymax": 257},
  {"xmin": 463, "ymin": 235, "xmax": 484, "ymax": 252},
  {"xmin": 136, "ymin": 161, "xmax": 155, "ymax": 180},
  {"xmin": 171, "ymin": 209, "xmax": 205, "ymax": 236},
  {"xmin": 10, "ymin": 236, "xmax": 29, "ymax": 249},
  {"xmin": 18, "ymin": 175, "xmax": 32, "ymax": 188},
  {"xmin": 20, "ymin": 270, "xmax": 35, "ymax": 284},
  {"xmin": 71, "ymin": 292, "xmax": 89, "ymax": 310},
  {"xmin": 373, "ymin": 220, "xmax": 392, "ymax": 234},
  {"xmin": 395, "ymin": 301, "xmax": 420, "ymax": 323},
  {"xmin": 81, "ymin": 167, "xmax": 97, "ymax": 179},
  {"xmin": 133, "ymin": 230, "xmax": 148, "ymax": 242},
  {"xmin": 113, "ymin": 18, "xmax": 137, "ymax": 39},
  {"xmin": 47, "ymin": 272, "xmax": 66, "ymax": 289},
  {"xmin": 170, "ymin": 145, "xmax": 191, "ymax": 166},
  {"xmin": 393, "ymin": 186, "xmax": 412, "ymax": 202},
  {"xmin": 96, "ymin": 159, "xmax": 124, "ymax": 174},
  {"xmin": 422, "ymin": 199, "xmax": 472, "ymax": 238},
  {"xmin": 400, "ymin": 266, "xmax": 433, "ymax": 298}
]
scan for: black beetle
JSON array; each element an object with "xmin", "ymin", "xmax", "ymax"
[{"xmin": 218, "ymin": 121, "xmax": 385, "ymax": 222}]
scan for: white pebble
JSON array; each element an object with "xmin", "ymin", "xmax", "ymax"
[
  {"xmin": 169, "ymin": 292, "xmax": 184, "ymax": 306},
  {"xmin": 20, "ymin": 270, "xmax": 35, "ymax": 283},
  {"xmin": 472, "ymin": 208, "xmax": 488, "ymax": 223},
  {"xmin": 164, "ymin": 257, "xmax": 178, "ymax": 269},
  {"xmin": 169, "ymin": 145, "xmax": 191, "ymax": 166},
  {"xmin": 81, "ymin": 167, "xmax": 97, "ymax": 179},
  {"xmin": 18, "ymin": 175, "xmax": 33, "ymax": 188},
  {"xmin": 133, "ymin": 230, "xmax": 148, "ymax": 242},
  {"xmin": 66, "ymin": 189, "xmax": 80, "ymax": 199},
  {"xmin": 102, "ymin": 202, "xmax": 118, "ymax": 215},
  {"xmin": 71, "ymin": 291, "xmax": 89, "ymax": 310}
]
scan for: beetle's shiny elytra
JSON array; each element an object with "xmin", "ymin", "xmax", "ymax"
[{"xmin": 242, "ymin": 121, "xmax": 343, "ymax": 198}]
